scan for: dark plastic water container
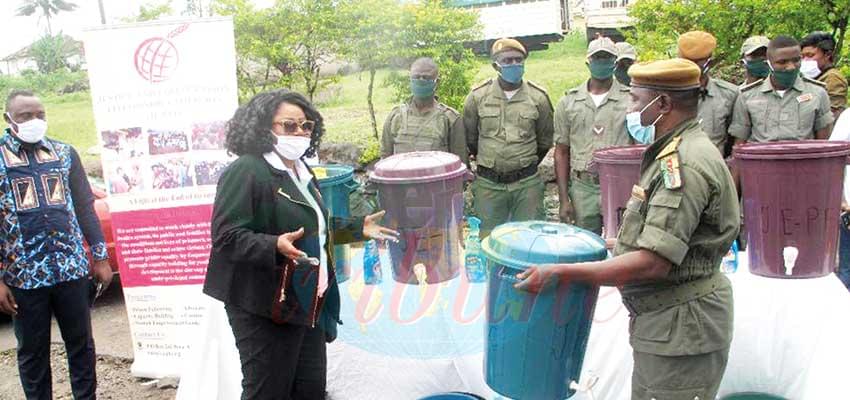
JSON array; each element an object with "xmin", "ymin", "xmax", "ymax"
[
  {"xmin": 734, "ymin": 141, "xmax": 850, "ymax": 278},
  {"xmin": 370, "ymin": 151, "xmax": 471, "ymax": 284},
  {"xmin": 482, "ymin": 221, "xmax": 606, "ymax": 400},
  {"xmin": 315, "ymin": 164, "xmax": 359, "ymax": 283},
  {"xmin": 592, "ymin": 145, "xmax": 648, "ymax": 239},
  {"xmin": 418, "ymin": 393, "xmax": 485, "ymax": 400}
]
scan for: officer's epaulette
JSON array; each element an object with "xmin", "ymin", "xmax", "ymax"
[
  {"xmin": 713, "ymin": 78, "xmax": 740, "ymax": 93},
  {"xmin": 438, "ymin": 102, "xmax": 460, "ymax": 117},
  {"xmin": 471, "ymin": 78, "xmax": 493, "ymax": 92},
  {"xmin": 802, "ymin": 76, "xmax": 827, "ymax": 87},
  {"xmin": 566, "ymin": 87, "xmax": 580, "ymax": 95},
  {"xmin": 739, "ymin": 78, "xmax": 764, "ymax": 93},
  {"xmin": 655, "ymin": 135, "xmax": 683, "ymax": 160},
  {"xmin": 526, "ymin": 80, "xmax": 549, "ymax": 95}
]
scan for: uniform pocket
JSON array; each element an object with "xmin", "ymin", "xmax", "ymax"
[
  {"xmin": 616, "ymin": 195, "xmax": 645, "ymax": 247},
  {"xmin": 478, "ymin": 108, "xmax": 501, "ymax": 137},
  {"xmin": 797, "ymin": 96, "xmax": 817, "ymax": 133},
  {"xmin": 509, "ymin": 107, "xmax": 539, "ymax": 143},
  {"xmin": 393, "ymin": 135, "xmax": 421, "ymax": 154},
  {"xmin": 645, "ymin": 191, "xmax": 683, "ymax": 229},
  {"xmin": 630, "ymin": 306, "xmax": 678, "ymax": 342}
]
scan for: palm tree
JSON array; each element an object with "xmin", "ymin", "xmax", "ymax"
[{"xmin": 16, "ymin": 0, "xmax": 79, "ymax": 36}]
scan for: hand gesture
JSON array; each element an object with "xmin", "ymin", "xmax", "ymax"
[
  {"xmin": 363, "ymin": 211, "xmax": 400, "ymax": 243},
  {"xmin": 514, "ymin": 265, "xmax": 558, "ymax": 293},
  {"xmin": 0, "ymin": 281, "xmax": 16, "ymax": 316},
  {"xmin": 559, "ymin": 200, "xmax": 575, "ymax": 225},
  {"xmin": 92, "ymin": 259, "xmax": 114, "ymax": 294},
  {"xmin": 277, "ymin": 228, "xmax": 307, "ymax": 259}
]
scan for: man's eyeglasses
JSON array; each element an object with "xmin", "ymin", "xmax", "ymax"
[{"xmin": 274, "ymin": 119, "xmax": 315, "ymax": 134}]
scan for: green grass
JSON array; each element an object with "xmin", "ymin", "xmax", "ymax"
[
  {"xmin": 472, "ymin": 31, "xmax": 590, "ymax": 103},
  {"xmin": 42, "ymin": 92, "xmax": 98, "ymax": 165},
  {"xmin": 43, "ymin": 33, "xmax": 590, "ymax": 166},
  {"xmin": 318, "ymin": 69, "xmax": 399, "ymax": 148}
]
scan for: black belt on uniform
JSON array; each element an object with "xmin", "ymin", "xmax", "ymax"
[
  {"xmin": 571, "ymin": 169, "xmax": 599, "ymax": 184},
  {"xmin": 621, "ymin": 273, "xmax": 729, "ymax": 316},
  {"xmin": 477, "ymin": 164, "xmax": 538, "ymax": 184}
]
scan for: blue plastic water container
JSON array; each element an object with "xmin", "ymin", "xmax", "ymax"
[
  {"xmin": 315, "ymin": 164, "xmax": 358, "ymax": 283},
  {"xmin": 482, "ymin": 221, "xmax": 607, "ymax": 400}
]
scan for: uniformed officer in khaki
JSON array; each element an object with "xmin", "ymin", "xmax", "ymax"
[
  {"xmin": 463, "ymin": 38, "xmax": 554, "ymax": 237},
  {"xmin": 615, "ymin": 41, "xmax": 637, "ymax": 87},
  {"xmin": 730, "ymin": 35, "xmax": 834, "ymax": 144},
  {"xmin": 739, "ymin": 36, "xmax": 770, "ymax": 87},
  {"xmin": 515, "ymin": 58, "xmax": 739, "ymax": 400},
  {"xmin": 801, "ymin": 31, "xmax": 848, "ymax": 119},
  {"xmin": 554, "ymin": 37, "xmax": 632, "ymax": 235},
  {"xmin": 381, "ymin": 57, "xmax": 467, "ymax": 163},
  {"xmin": 678, "ymin": 31, "xmax": 739, "ymax": 157}
]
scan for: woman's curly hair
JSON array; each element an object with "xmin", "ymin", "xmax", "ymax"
[{"xmin": 224, "ymin": 89, "xmax": 324, "ymax": 157}]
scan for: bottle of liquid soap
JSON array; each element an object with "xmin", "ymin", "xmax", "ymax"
[
  {"xmin": 464, "ymin": 217, "xmax": 486, "ymax": 283},
  {"xmin": 720, "ymin": 240, "xmax": 738, "ymax": 274},
  {"xmin": 363, "ymin": 239, "xmax": 382, "ymax": 285}
]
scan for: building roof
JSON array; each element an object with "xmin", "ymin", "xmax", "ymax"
[{"xmin": 1, "ymin": 34, "xmax": 83, "ymax": 63}]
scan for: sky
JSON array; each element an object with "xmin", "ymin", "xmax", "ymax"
[{"xmin": 0, "ymin": 0, "xmax": 274, "ymax": 58}]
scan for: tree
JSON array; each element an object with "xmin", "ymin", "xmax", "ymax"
[
  {"xmin": 97, "ymin": 0, "xmax": 105, "ymax": 24},
  {"xmin": 385, "ymin": 0, "xmax": 481, "ymax": 112},
  {"xmin": 628, "ymin": 0, "xmax": 850, "ymax": 80},
  {"xmin": 16, "ymin": 0, "xmax": 78, "ymax": 36},
  {"xmin": 183, "ymin": 0, "xmax": 211, "ymax": 17},
  {"xmin": 29, "ymin": 34, "xmax": 70, "ymax": 73},
  {"xmin": 213, "ymin": 0, "xmax": 346, "ymax": 102},
  {"xmin": 341, "ymin": 0, "xmax": 403, "ymax": 139},
  {"xmin": 121, "ymin": 1, "xmax": 174, "ymax": 23}
]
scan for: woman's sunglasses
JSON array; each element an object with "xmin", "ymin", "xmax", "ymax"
[{"xmin": 274, "ymin": 119, "xmax": 315, "ymax": 134}]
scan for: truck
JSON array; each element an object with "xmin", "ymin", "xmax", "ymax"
[
  {"xmin": 584, "ymin": 0, "xmax": 634, "ymax": 43},
  {"xmin": 449, "ymin": 0, "xmax": 571, "ymax": 53}
]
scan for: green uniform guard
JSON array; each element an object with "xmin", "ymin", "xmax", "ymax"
[
  {"xmin": 554, "ymin": 37, "xmax": 632, "ymax": 234},
  {"xmin": 515, "ymin": 58, "xmax": 740, "ymax": 400},
  {"xmin": 381, "ymin": 58, "xmax": 468, "ymax": 163},
  {"xmin": 678, "ymin": 31, "xmax": 739, "ymax": 157},
  {"xmin": 463, "ymin": 38, "xmax": 554, "ymax": 237},
  {"xmin": 730, "ymin": 35, "xmax": 834, "ymax": 144}
]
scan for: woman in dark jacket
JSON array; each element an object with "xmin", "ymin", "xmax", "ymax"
[{"xmin": 203, "ymin": 89, "xmax": 397, "ymax": 400}]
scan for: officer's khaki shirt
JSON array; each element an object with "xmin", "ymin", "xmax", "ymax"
[
  {"xmin": 818, "ymin": 67, "xmax": 848, "ymax": 113},
  {"xmin": 614, "ymin": 119, "xmax": 740, "ymax": 356},
  {"xmin": 380, "ymin": 99, "xmax": 468, "ymax": 163},
  {"xmin": 698, "ymin": 78, "xmax": 738, "ymax": 153},
  {"xmin": 554, "ymin": 79, "xmax": 632, "ymax": 172},
  {"xmin": 729, "ymin": 76, "xmax": 833, "ymax": 142},
  {"xmin": 463, "ymin": 79, "xmax": 554, "ymax": 173}
]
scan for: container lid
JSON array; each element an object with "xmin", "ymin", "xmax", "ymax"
[
  {"xmin": 733, "ymin": 140, "xmax": 850, "ymax": 160},
  {"xmin": 370, "ymin": 151, "xmax": 468, "ymax": 184},
  {"xmin": 592, "ymin": 145, "xmax": 648, "ymax": 165},
  {"xmin": 313, "ymin": 164, "xmax": 354, "ymax": 187},
  {"xmin": 418, "ymin": 394, "xmax": 485, "ymax": 400},
  {"xmin": 481, "ymin": 221, "xmax": 607, "ymax": 269}
]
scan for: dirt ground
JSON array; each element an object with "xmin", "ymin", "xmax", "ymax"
[
  {"xmin": 0, "ymin": 344, "xmax": 176, "ymax": 400},
  {"xmin": 0, "ymin": 282, "xmax": 177, "ymax": 400}
]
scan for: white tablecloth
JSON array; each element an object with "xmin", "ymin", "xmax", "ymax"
[{"xmin": 176, "ymin": 251, "xmax": 850, "ymax": 400}]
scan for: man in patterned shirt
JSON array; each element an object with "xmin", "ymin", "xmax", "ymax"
[{"xmin": 0, "ymin": 90, "xmax": 112, "ymax": 400}]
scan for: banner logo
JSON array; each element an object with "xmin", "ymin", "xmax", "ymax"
[{"xmin": 133, "ymin": 24, "xmax": 189, "ymax": 83}]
